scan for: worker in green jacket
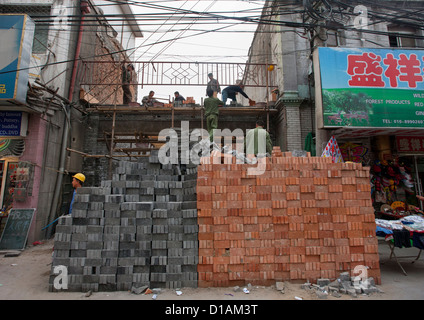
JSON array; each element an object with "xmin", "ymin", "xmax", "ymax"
[
  {"xmin": 204, "ymin": 89, "xmax": 224, "ymax": 142},
  {"xmin": 245, "ymin": 119, "xmax": 273, "ymax": 156}
]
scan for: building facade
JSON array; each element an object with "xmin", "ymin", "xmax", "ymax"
[
  {"xmin": 0, "ymin": 0, "xmax": 142, "ymax": 242},
  {"xmin": 245, "ymin": 0, "xmax": 424, "ymax": 210}
]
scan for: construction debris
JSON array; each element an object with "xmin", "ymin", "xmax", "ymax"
[{"xmin": 301, "ymin": 272, "xmax": 383, "ymax": 299}]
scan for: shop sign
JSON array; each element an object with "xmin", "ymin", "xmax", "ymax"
[
  {"xmin": 396, "ymin": 136, "xmax": 424, "ymax": 153},
  {"xmin": 0, "ymin": 111, "xmax": 28, "ymax": 137},
  {"xmin": 318, "ymin": 47, "xmax": 424, "ymax": 128},
  {"xmin": 0, "ymin": 15, "xmax": 35, "ymax": 105}
]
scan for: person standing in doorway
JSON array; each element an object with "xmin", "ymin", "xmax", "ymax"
[{"xmin": 69, "ymin": 173, "xmax": 85, "ymax": 215}]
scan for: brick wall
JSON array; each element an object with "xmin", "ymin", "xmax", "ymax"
[
  {"xmin": 50, "ymin": 146, "xmax": 381, "ymax": 292},
  {"xmin": 196, "ymin": 147, "xmax": 381, "ymax": 287}
]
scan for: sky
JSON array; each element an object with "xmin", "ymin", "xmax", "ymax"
[{"xmin": 127, "ymin": 0, "xmax": 266, "ymax": 104}]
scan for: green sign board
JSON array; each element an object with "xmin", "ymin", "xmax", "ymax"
[{"xmin": 318, "ymin": 47, "xmax": 424, "ymax": 128}]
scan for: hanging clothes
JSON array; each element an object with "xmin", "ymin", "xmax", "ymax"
[
  {"xmin": 393, "ymin": 229, "xmax": 412, "ymax": 248},
  {"xmin": 304, "ymin": 132, "xmax": 316, "ymax": 156},
  {"xmin": 412, "ymin": 232, "xmax": 424, "ymax": 250},
  {"xmin": 321, "ymin": 135, "xmax": 344, "ymax": 163}
]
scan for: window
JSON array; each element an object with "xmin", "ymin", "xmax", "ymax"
[
  {"xmin": 326, "ymin": 30, "xmax": 340, "ymax": 47},
  {"xmin": 0, "ymin": 5, "xmax": 52, "ymax": 54},
  {"xmin": 388, "ymin": 26, "xmax": 417, "ymax": 48}
]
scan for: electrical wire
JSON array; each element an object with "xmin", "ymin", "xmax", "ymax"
[{"xmin": 3, "ymin": 0, "xmax": 424, "ymax": 77}]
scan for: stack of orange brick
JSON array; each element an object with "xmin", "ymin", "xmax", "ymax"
[{"xmin": 197, "ymin": 147, "xmax": 381, "ymax": 288}]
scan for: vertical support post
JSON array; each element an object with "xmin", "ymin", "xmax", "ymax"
[
  {"xmin": 415, "ymin": 155, "xmax": 423, "ymax": 210},
  {"xmin": 171, "ymin": 105, "xmax": 175, "ymax": 129},
  {"xmin": 109, "ymin": 84, "xmax": 118, "ymax": 179}
]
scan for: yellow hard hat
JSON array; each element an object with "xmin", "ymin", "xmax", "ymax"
[{"xmin": 72, "ymin": 173, "xmax": 86, "ymax": 183}]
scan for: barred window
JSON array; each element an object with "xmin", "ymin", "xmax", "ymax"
[{"xmin": 0, "ymin": 5, "xmax": 51, "ymax": 54}]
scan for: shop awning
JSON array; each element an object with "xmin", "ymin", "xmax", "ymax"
[{"xmin": 331, "ymin": 127, "xmax": 424, "ymax": 139}]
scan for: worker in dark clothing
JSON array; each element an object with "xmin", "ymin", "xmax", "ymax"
[
  {"xmin": 122, "ymin": 63, "xmax": 134, "ymax": 104},
  {"xmin": 206, "ymin": 73, "xmax": 221, "ymax": 95},
  {"xmin": 174, "ymin": 91, "xmax": 185, "ymax": 107},
  {"xmin": 221, "ymin": 82, "xmax": 253, "ymax": 106}
]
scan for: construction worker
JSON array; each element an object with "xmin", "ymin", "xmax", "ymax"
[
  {"xmin": 174, "ymin": 91, "xmax": 186, "ymax": 107},
  {"xmin": 206, "ymin": 73, "xmax": 221, "ymax": 96},
  {"xmin": 245, "ymin": 120, "xmax": 273, "ymax": 156},
  {"xmin": 122, "ymin": 63, "xmax": 134, "ymax": 104},
  {"xmin": 142, "ymin": 90, "xmax": 163, "ymax": 107},
  {"xmin": 222, "ymin": 81, "xmax": 254, "ymax": 106},
  {"xmin": 69, "ymin": 173, "xmax": 85, "ymax": 215},
  {"xmin": 204, "ymin": 88, "xmax": 224, "ymax": 142}
]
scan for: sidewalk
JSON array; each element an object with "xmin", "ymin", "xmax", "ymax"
[{"xmin": 0, "ymin": 238, "xmax": 422, "ymax": 300}]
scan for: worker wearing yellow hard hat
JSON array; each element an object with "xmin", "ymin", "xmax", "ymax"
[
  {"xmin": 69, "ymin": 173, "xmax": 85, "ymax": 215},
  {"xmin": 72, "ymin": 173, "xmax": 86, "ymax": 183}
]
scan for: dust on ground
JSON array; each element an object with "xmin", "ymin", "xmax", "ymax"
[{"xmin": 0, "ymin": 239, "xmax": 422, "ymax": 300}]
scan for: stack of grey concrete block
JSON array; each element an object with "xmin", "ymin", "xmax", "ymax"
[{"xmin": 49, "ymin": 150, "xmax": 198, "ymax": 292}]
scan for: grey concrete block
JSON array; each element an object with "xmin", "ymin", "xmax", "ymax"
[{"xmin": 72, "ymin": 209, "xmax": 87, "ymax": 218}]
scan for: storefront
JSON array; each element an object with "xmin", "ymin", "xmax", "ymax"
[
  {"xmin": 328, "ymin": 130, "xmax": 424, "ymax": 218},
  {"xmin": 314, "ymin": 46, "xmax": 424, "ymax": 217}
]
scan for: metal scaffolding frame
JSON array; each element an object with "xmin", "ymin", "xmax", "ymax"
[
  {"xmin": 79, "ymin": 60, "xmax": 278, "ymax": 88},
  {"xmin": 74, "ymin": 61, "xmax": 279, "ymax": 174}
]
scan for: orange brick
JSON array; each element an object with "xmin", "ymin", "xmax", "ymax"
[
  {"xmin": 288, "ymin": 231, "xmax": 304, "ymax": 239},
  {"xmin": 198, "ymin": 272, "xmax": 213, "ymax": 281},
  {"xmin": 304, "ymin": 215, "xmax": 318, "ymax": 223},
  {"xmin": 200, "ymin": 256, "xmax": 214, "ymax": 264},
  {"xmin": 320, "ymin": 269, "xmax": 336, "ymax": 279},
  {"xmin": 305, "ymin": 230, "xmax": 319, "ymax": 239},
  {"xmin": 213, "ymin": 232, "xmax": 227, "ymax": 241},
  {"xmin": 301, "ymin": 185, "xmax": 314, "ymax": 194},
  {"xmin": 214, "ymin": 240, "xmax": 230, "ymax": 248},
  {"xmin": 227, "ymin": 232, "xmax": 244, "ymax": 241},
  {"xmin": 286, "ymin": 192, "xmax": 299, "ymax": 200},
  {"xmin": 199, "ymin": 232, "xmax": 214, "ymax": 241},
  {"xmin": 287, "ymin": 200, "xmax": 301, "ymax": 208},
  {"xmin": 213, "ymin": 264, "xmax": 228, "ymax": 273},
  {"xmin": 349, "ymin": 238, "xmax": 364, "ymax": 246},
  {"xmin": 306, "ymin": 246, "xmax": 321, "ymax": 255},
  {"xmin": 197, "ymin": 264, "xmax": 213, "ymax": 272},
  {"xmin": 212, "ymin": 201, "xmax": 226, "ymax": 209},
  {"xmin": 301, "ymin": 199, "xmax": 316, "ymax": 207},
  {"xmin": 288, "ymin": 207, "xmax": 302, "ymax": 216},
  {"xmin": 199, "ymin": 240, "xmax": 214, "ymax": 249},
  {"xmin": 305, "ymin": 270, "xmax": 321, "ymax": 281},
  {"xmin": 272, "ymin": 200, "xmax": 287, "ymax": 208},
  {"xmin": 230, "ymin": 240, "xmax": 245, "ymax": 248}
]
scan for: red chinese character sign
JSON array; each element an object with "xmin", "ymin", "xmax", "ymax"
[
  {"xmin": 396, "ymin": 136, "xmax": 424, "ymax": 153},
  {"xmin": 318, "ymin": 47, "xmax": 424, "ymax": 128}
]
